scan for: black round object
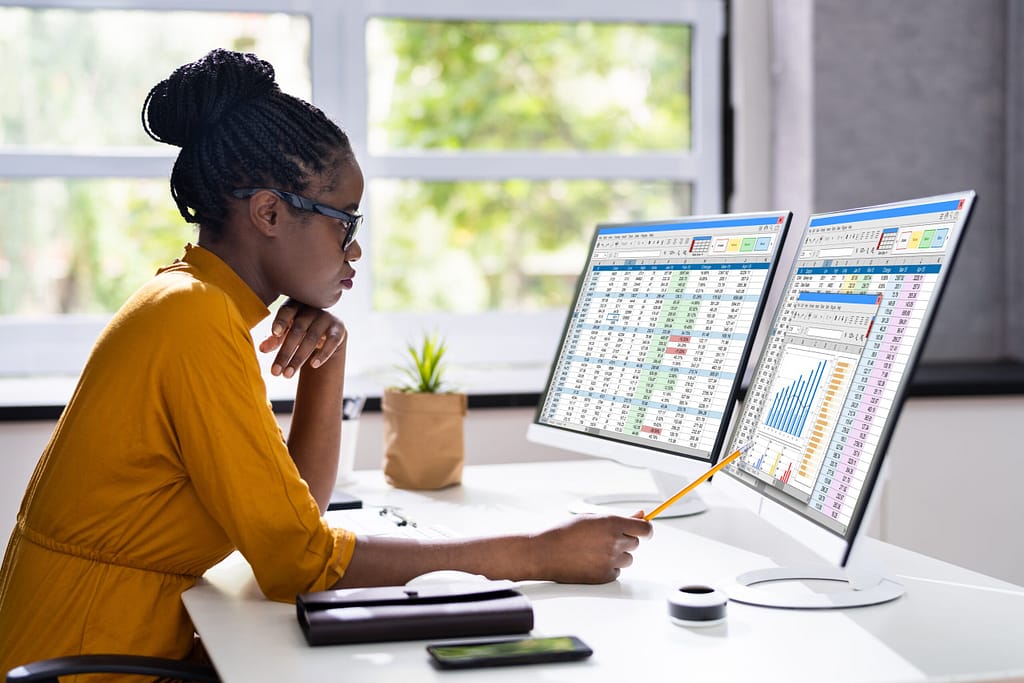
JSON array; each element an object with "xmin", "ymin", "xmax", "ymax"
[{"xmin": 667, "ymin": 584, "xmax": 728, "ymax": 626}]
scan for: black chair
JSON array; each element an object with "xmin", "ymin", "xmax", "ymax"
[{"xmin": 6, "ymin": 654, "xmax": 219, "ymax": 682}]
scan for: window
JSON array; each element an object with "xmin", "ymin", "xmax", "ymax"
[
  {"xmin": 0, "ymin": 2, "xmax": 311, "ymax": 383},
  {"xmin": 0, "ymin": 0, "xmax": 725, "ymax": 399}
]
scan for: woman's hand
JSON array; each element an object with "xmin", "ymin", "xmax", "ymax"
[
  {"xmin": 258, "ymin": 299, "xmax": 347, "ymax": 377},
  {"xmin": 529, "ymin": 512, "xmax": 653, "ymax": 584}
]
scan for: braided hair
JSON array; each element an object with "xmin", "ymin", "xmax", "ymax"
[{"xmin": 142, "ymin": 48, "xmax": 353, "ymax": 236}]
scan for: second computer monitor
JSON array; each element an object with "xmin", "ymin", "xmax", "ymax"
[
  {"xmin": 718, "ymin": 190, "xmax": 976, "ymax": 608},
  {"xmin": 527, "ymin": 211, "xmax": 792, "ymax": 515}
]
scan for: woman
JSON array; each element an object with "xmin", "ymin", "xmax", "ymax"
[{"xmin": 0, "ymin": 49, "xmax": 651, "ymax": 673}]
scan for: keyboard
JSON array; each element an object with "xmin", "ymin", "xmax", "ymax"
[{"xmin": 326, "ymin": 507, "xmax": 459, "ymax": 540}]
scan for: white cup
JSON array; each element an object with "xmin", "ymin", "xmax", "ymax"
[{"xmin": 336, "ymin": 418, "xmax": 360, "ymax": 487}]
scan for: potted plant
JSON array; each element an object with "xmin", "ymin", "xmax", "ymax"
[{"xmin": 381, "ymin": 332, "xmax": 467, "ymax": 489}]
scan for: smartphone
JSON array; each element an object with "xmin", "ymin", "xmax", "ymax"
[
  {"xmin": 426, "ymin": 635, "xmax": 592, "ymax": 670},
  {"xmin": 327, "ymin": 490, "xmax": 362, "ymax": 511}
]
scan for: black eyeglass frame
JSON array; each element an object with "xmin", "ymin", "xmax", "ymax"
[{"xmin": 232, "ymin": 188, "xmax": 362, "ymax": 249}]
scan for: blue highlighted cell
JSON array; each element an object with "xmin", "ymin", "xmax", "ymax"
[
  {"xmin": 797, "ymin": 292, "xmax": 879, "ymax": 305},
  {"xmin": 797, "ymin": 264, "xmax": 942, "ymax": 276}
]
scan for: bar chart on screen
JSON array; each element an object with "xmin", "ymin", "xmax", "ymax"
[
  {"xmin": 755, "ymin": 345, "xmax": 856, "ymax": 493},
  {"xmin": 763, "ymin": 351, "xmax": 830, "ymax": 441}
]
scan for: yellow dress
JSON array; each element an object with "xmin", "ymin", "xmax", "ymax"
[{"xmin": 0, "ymin": 244, "xmax": 356, "ymax": 677}]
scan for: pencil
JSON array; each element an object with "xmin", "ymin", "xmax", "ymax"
[{"xmin": 643, "ymin": 442, "xmax": 753, "ymax": 521}]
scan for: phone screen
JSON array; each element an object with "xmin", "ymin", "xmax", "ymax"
[{"xmin": 427, "ymin": 635, "xmax": 593, "ymax": 669}]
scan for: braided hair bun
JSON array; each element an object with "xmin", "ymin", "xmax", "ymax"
[
  {"xmin": 142, "ymin": 49, "xmax": 277, "ymax": 149},
  {"xmin": 142, "ymin": 48, "xmax": 351, "ymax": 234}
]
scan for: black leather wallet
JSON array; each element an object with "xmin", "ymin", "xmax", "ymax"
[{"xmin": 296, "ymin": 581, "xmax": 534, "ymax": 646}]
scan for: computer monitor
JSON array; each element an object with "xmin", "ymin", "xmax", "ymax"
[
  {"xmin": 716, "ymin": 190, "xmax": 976, "ymax": 608},
  {"xmin": 527, "ymin": 211, "xmax": 792, "ymax": 517}
]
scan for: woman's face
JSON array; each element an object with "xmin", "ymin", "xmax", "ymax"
[{"xmin": 267, "ymin": 156, "xmax": 365, "ymax": 309}]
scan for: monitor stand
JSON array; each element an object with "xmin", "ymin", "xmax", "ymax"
[
  {"xmin": 724, "ymin": 567, "xmax": 904, "ymax": 609},
  {"xmin": 567, "ymin": 469, "xmax": 707, "ymax": 518}
]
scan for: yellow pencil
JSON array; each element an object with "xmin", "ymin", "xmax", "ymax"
[{"xmin": 643, "ymin": 442, "xmax": 753, "ymax": 521}]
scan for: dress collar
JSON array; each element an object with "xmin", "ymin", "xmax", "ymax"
[{"xmin": 171, "ymin": 243, "xmax": 270, "ymax": 330}]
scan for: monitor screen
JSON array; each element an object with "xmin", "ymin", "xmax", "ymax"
[
  {"xmin": 528, "ymin": 211, "xmax": 792, "ymax": 498},
  {"xmin": 720, "ymin": 191, "xmax": 976, "ymax": 577}
]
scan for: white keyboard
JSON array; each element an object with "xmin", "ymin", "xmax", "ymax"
[{"xmin": 326, "ymin": 507, "xmax": 459, "ymax": 540}]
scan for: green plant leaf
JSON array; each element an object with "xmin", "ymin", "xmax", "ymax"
[{"xmin": 395, "ymin": 331, "xmax": 449, "ymax": 393}]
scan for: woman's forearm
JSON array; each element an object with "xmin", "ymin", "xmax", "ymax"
[
  {"xmin": 333, "ymin": 513, "xmax": 652, "ymax": 588},
  {"xmin": 288, "ymin": 341, "xmax": 347, "ymax": 512}
]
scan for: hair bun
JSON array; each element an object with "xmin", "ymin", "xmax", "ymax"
[{"xmin": 142, "ymin": 48, "xmax": 278, "ymax": 148}]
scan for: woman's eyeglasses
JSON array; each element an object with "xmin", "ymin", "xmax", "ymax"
[{"xmin": 232, "ymin": 188, "xmax": 362, "ymax": 249}]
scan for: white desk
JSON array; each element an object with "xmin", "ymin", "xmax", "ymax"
[{"xmin": 183, "ymin": 460, "xmax": 1024, "ymax": 682}]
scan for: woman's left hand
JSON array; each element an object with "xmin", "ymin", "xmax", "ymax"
[{"xmin": 258, "ymin": 299, "xmax": 347, "ymax": 377}]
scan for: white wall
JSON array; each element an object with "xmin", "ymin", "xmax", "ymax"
[{"xmin": 3, "ymin": 395, "xmax": 1022, "ymax": 586}]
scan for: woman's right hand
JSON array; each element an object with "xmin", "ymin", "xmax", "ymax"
[
  {"xmin": 529, "ymin": 512, "xmax": 653, "ymax": 584},
  {"xmin": 258, "ymin": 298, "xmax": 347, "ymax": 378}
]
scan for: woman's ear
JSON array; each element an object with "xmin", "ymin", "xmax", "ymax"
[{"xmin": 244, "ymin": 190, "xmax": 281, "ymax": 237}]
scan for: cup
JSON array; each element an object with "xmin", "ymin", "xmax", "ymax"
[
  {"xmin": 336, "ymin": 395, "xmax": 366, "ymax": 488},
  {"xmin": 336, "ymin": 419, "xmax": 359, "ymax": 487}
]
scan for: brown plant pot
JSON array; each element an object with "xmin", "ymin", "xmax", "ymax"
[{"xmin": 381, "ymin": 388, "xmax": 467, "ymax": 489}]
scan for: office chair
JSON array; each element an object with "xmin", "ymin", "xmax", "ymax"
[{"xmin": 6, "ymin": 654, "xmax": 219, "ymax": 682}]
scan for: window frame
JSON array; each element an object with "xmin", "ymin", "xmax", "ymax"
[{"xmin": 0, "ymin": 0, "xmax": 725, "ymax": 398}]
